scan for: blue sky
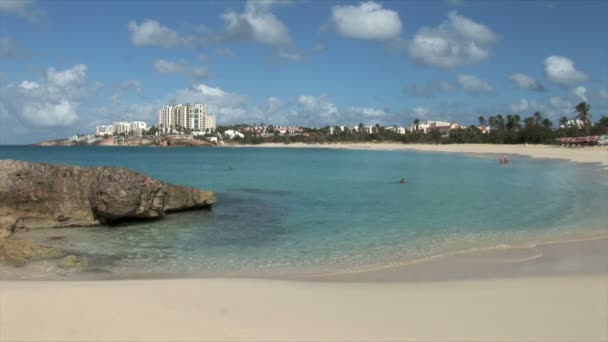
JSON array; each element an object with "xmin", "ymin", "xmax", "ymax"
[{"xmin": 1, "ymin": 0, "xmax": 607, "ymax": 144}]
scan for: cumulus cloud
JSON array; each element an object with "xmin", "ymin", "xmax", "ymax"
[
  {"xmin": 0, "ymin": 0, "xmax": 45, "ymax": 23},
  {"xmin": 171, "ymin": 84, "xmax": 249, "ymax": 122},
  {"xmin": 220, "ymin": 0, "xmax": 292, "ymax": 47},
  {"xmin": 128, "ymin": 19, "xmax": 194, "ymax": 48},
  {"xmin": 330, "ymin": 1, "xmax": 402, "ymax": 41},
  {"xmin": 509, "ymin": 73, "xmax": 545, "ymax": 91},
  {"xmin": 544, "ymin": 56, "xmax": 588, "ymax": 86},
  {"xmin": 0, "ymin": 64, "xmax": 88, "ymax": 127},
  {"xmin": 46, "ymin": 64, "xmax": 87, "ymax": 88},
  {"xmin": 409, "ymin": 11, "xmax": 497, "ymax": 68},
  {"xmin": 457, "ymin": 74, "xmax": 493, "ymax": 94},
  {"xmin": 573, "ymin": 86, "xmax": 587, "ymax": 102},
  {"xmin": 405, "ymin": 80, "xmax": 456, "ymax": 98},
  {"xmin": 153, "ymin": 59, "xmax": 208, "ymax": 80}
]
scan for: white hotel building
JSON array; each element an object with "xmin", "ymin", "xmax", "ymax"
[
  {"xmin": 95, "ymin": 121, "xmax": 147, "ymax": 136},
  {"xmin": 158, "ymin": 103, "xmax": 216, "ymax": 132}
]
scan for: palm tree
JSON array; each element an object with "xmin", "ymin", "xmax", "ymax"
[
  {"xmin": 575, "ymin": 102, "xmax": 592, "ymax": 130},
  {"xmin": 478, "ymin": 115, "xmax": 486, "ymax": 127},
  {"xmin": 533, "ymin": 111, "xmax": 543, "ymax": 126},
  {"xmin": 559, "ymin": 116, "xmax": 569, "ymax": 128},
  {"xmin": 412, "ymin": 119, "xmax": 420, "ymax": 132}
]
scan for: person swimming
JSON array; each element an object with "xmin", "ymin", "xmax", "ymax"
[{"xmin": 400, "ymin": 178, "xmax": 407, "ymax": 184}]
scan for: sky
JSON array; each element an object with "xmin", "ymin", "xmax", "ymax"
[{"xmin": 1, "ymin": 0, "xmax": 608, "ymax": 144}]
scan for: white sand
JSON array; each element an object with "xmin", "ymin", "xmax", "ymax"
[
  {"xmin": 244, "ymin": 143, "xmax": 608, "ymax": 168},
  {"xmin": 0, "ymin": 276, "xmax": 606, "ymax": 342}
]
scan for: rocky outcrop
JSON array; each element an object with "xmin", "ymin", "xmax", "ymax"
[
  {"xmin": 59, "ymin": 255, "xmax": 88, "ymax": 272},
  {"xmin": 0, "ymin": 239, "xmax": 66, "ymax": 266},
  {"xmin": 0, "ymin": 160, "xmax": 216, "ymax": 237}
]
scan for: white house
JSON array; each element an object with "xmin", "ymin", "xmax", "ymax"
[{"xmin": 224, "ymin": 130, "xmax": 244, "ymax": 139}]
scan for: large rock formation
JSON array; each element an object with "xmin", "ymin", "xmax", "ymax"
[{"xmin": 0, "ymin": 160, "xmax": 216, "ymax": 238}]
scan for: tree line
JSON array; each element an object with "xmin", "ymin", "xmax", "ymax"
[{"xmin": 218, "ymin": 101, "xmax": 608, "ymax": 145}]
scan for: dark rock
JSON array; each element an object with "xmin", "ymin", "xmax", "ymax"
[{"xmin": 0, "ymin": 160, "xmax": 216, "ymax": 236}]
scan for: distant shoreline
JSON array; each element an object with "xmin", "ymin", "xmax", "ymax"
[{"xmin": 232, "ymin": 142, "xmax": 608, "ymax": 169}]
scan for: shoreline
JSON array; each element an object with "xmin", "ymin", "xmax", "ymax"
[{"xmin": 233, "ymin": 142, "xmax": 608, "ymax": 169}]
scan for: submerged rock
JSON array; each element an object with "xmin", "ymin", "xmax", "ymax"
[
  {"xmin": 0, "ymin": 239, "xmax": 66, "ymax": 267},
  {"xmin": 0, "ymin": 160, "xmax": 216, "ymax": 237},
  {"xmin": 59, "ymin": 255, "xmax": 88, "ymax": 272}
]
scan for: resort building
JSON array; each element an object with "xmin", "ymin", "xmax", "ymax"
[
  {"xmin": 411, "ymin": 120, "xmax": 461, "ymax": 134},
  {"xmin": 95, "ymin": 125, "xmax": 113, "ymax": 137},
  {"xmin": 158, "ymin": 103, "xmax": 216, "ymax": 132},
  {"xmin": 130, "ymin": 121, "xmax": 147, "ymax": 133},
  {"xmin": 112, "ymin": 122, "xmax": 131, "ymax": 135}
]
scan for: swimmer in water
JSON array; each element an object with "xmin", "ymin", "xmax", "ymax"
[{"xmin": 400, "ymin": 178, "xmax": 407, "ymax": 184}]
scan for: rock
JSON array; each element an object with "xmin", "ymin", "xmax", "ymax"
[
  {"xmin": 0, "ymin": 160, "xmax": 216, "ymax": 236},
  {"xmin": 59, "ymin": 255, "xmax": 88, "ymax": 272},
  {"xmin": 0, "ymin": 239, "xmax": 66, "ymax": 267}
]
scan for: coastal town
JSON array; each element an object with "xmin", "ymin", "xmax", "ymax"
[{"xmin": 43, "ymin": 100, "xmax": 608, "ymax": 147}]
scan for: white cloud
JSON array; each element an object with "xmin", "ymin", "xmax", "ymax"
[
  {"xmin": 409, "ymin": 11, "xmax": 497, "ymax": 68},
  {"xmin": 21, "ymin": 99, "xmax": 78, "ymax": 127},
  {"xmin": 544, "ymin": 56, "xmax": 588, "ymax": 86},
  {"xmin": 330, "ymin": 1, "xmax": 402, "ymax": 41},
  {"xmin": 128, "ymin": 19, "xmax": 194, "ymax": 48},
  {"xmin": 1, "ymin": 64, "xmax": 88, "ymax": 127},
  {"xmin": 46, "ymin": 64, "xmax": 87, "ymax": 88},
  {"xmin": 153, "ymin": 59, "xmax": 208, "ymax": 80},
  {"xmin": 19, "ymin": 80, "xmax": 39, "ymax": 90},
  {"xmin": 221, "ymin": 0, "xmax": 292, "ymax": 47},
  {"xmin": 573, "ymin": 86, "xmax": 587, "ymax": 102},
  {"xmin": 171, "ymin": 84, "xmax": 249, "ymax": 122},
  {"xmin": 0, "ymin": 0, "xmax": 45, "ymax": 23},
  {"xmin": 457, "ymin": 74, "xmax": 493, "ymax": 94},
  {"xmin": 509, "ymin": 73, "xmax": 544, "ymax": 91}
]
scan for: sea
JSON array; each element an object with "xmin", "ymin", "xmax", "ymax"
[{"xmin": 1, "ymin": 146, "xmax": 607, "ymax": 279}]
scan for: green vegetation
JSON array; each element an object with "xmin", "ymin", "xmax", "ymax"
[{"xmin": 217, "ymin": 102, "xmax": 607, "ymax": 145}]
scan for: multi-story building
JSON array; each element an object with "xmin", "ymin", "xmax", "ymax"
[
  {"xmin": 95, "ymin": 125, "xmax": 114, "ymax": 136},
  {"xmin": 158, "ymin": 103, "xmax": 216, "ymax": 132},
  {"xmin": 112, "ymin": 121, "xmax": 131, "ymax": 135},
  {"xmin": 130, "ymin": 121, "xmax": 147, "ymax": 133}
]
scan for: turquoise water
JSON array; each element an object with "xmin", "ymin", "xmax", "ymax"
[{"xmin": 1, "ymin": 146, "xmax": 607, "ymax": 278}]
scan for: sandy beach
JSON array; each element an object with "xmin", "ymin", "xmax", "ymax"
[
  {"xmin": 1, "ymin": 276, "xmax": 606, "ymax": 342},
  {"xmin": 2, "ymin": 143, "xmax": 607, "ymax": 341},
  {"xmin": 240, "ymin": 142, "xmax": 608, "ymax": 168}
]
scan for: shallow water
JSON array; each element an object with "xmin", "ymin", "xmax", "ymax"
[{"xmin": 1, "ymin": 146, "xmax": 607, "ymax": 279}]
